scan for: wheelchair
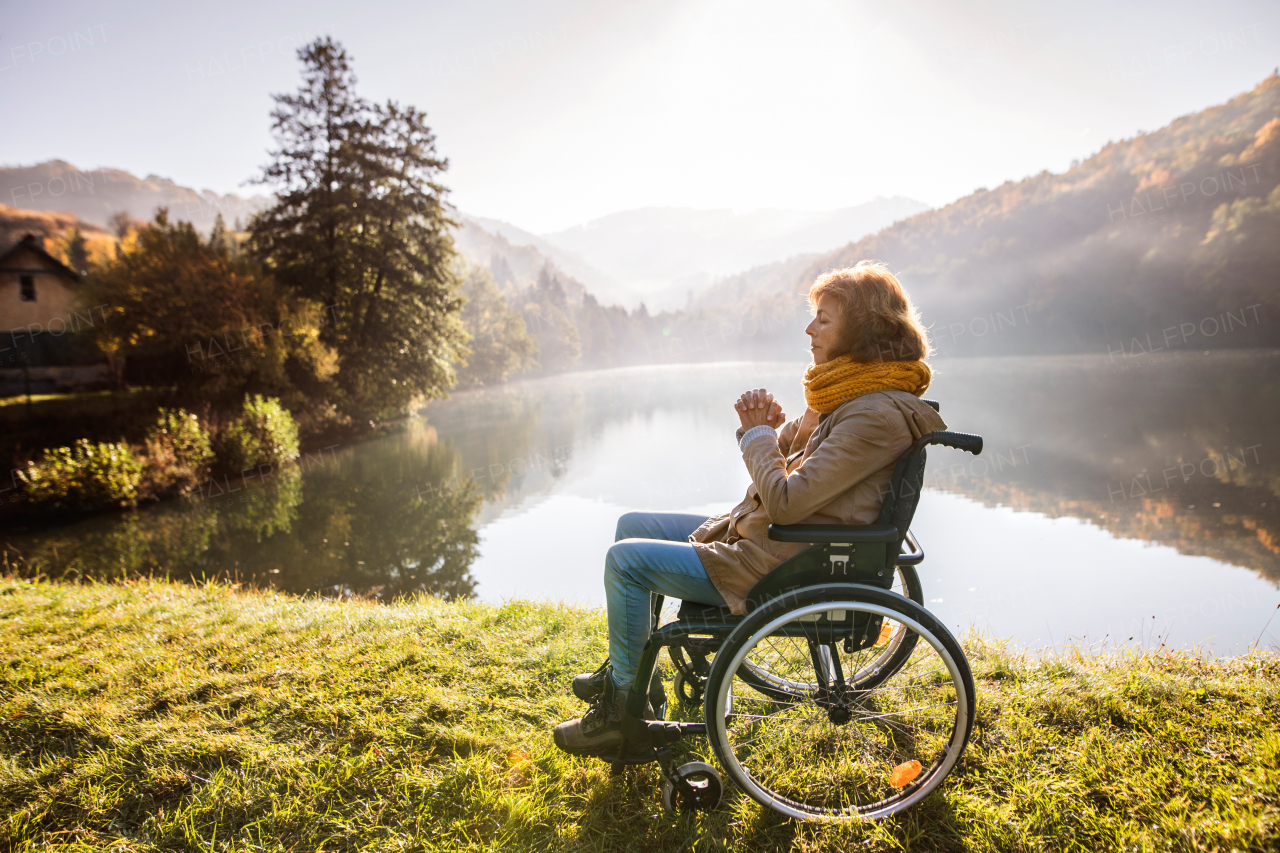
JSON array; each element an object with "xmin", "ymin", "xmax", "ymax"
[{"xmin": 585, "ymin": 410, "xmax": 984, "ymax": 822}]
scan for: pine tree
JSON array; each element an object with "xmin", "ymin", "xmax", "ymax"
[
  {"xmin": 455, "ymin": 261, "xmax": 538, "ymax": 386},
  {"xmin": 249, "ymin": 37, "xmax": 466, "ymax": 417},
  {"xmin": 65, "ymin": 227, "xmax": 89, "ymax": 274}
]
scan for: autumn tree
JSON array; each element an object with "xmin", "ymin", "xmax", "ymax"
[{"xmin": 86, "ymin": 209, "xmax": 336, "ymax": 406}]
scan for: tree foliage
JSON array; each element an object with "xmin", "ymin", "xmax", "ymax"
[
  {"xmin": 250, "ymin": 37, "xmax": 466, "ymax": 418},
  {"xmin": 87, "ymin": 210, "xmax": 276, "ymax": 384},
  {"xmin": 522, "ymin": 264, "xmax": 581, "ymax": 372},
  {"xmin": 85, "ymin": 210, "xmax": 337, "ymax": 409},
  {"xmin": 455, "ymin": 261, "xmax": 538, "ymax": 386}
]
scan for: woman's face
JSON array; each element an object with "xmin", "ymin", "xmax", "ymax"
[{"xmin": 805, "ymin": 292, "xmax": 845, "ymax": 365}]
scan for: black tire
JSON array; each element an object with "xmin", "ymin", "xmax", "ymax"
[{"xmin": 703, "ymin": 583, "xmax": 974, "ymax": 821}]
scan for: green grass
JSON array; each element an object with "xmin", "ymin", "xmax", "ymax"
[
  {"xmin": 0, "ymin": 577, "xmax": 1276, "ymax": 852},
  {"xmin": 0, "ymin": 393, "xmax": 88, "ymax": 408},
  {"xmin": 0, "ymin": 388, "xmax": 156, "ymax": 409}
]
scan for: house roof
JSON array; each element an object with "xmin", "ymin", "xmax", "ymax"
[{"xmin": 0, "ymin": 234, "xmax": 81, "ymax": 282}]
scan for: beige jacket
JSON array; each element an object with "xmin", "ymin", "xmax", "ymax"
[{"xmin": 690, "ymin": 389, "xmax": 947, "ymax": 614}]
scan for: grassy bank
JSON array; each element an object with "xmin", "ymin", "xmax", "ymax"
[{"xmin": 0, "ymin": 578, "xmax": 1276, "ymax": 852}]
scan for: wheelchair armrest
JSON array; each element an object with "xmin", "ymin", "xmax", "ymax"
[{"xmin": 767, "ymin": 521, "xmax": 900, "ymax": 544}]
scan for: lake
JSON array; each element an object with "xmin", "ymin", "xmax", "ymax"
[{"xmin": 4, "ymin": 352, "xmax": 1278, "ymax": 655}]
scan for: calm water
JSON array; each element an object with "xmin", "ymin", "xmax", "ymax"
[{"xmin": 5, "ymin": 353, "xmax": 1279, "ymax": 654}]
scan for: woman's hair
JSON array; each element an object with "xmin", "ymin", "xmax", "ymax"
[{"xmin": 808, "ymin": 261, "xmax": 932, "ymax": 362}]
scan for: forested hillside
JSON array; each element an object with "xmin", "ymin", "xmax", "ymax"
[{"xmin": 779, "ymin": 74, "xmax": 1280, "ymax": 357}]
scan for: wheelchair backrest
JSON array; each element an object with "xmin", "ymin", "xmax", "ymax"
[{"xmin": 878, "ymin": 428, "xmax": 984, "ymax": 541}]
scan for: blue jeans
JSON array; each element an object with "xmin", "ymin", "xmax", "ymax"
[{"xmin": 604, "ymin": 511, "xmax": 728, "ymax": 691}]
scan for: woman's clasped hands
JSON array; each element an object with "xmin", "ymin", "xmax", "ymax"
[{"xmin": 735, "ymin": 388, "xmax": 785, "ymax": 431}]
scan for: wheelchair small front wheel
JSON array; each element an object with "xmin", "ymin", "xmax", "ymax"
[
  {"xmin": 673, "ymin": 669, "xmax": 703, "ymax": 706},
  {"xmin": 704, "ymin": 584, "xmax": 974, "ymax": 822},
  {"xmin": 661, "ymin": 762, "xmax": 723, "ymax": 814}
]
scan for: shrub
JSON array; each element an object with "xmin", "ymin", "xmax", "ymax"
[
  {"xmin": 216, "ymin": 395, "xmax": 300, "ymax": 473},
  {"xmin": 142, "ymin": 408, "xmax": 214, "ymax": 495},
  {"xmin": 17, "ymin": 439, "xmax": 143, "ymax": 510}
]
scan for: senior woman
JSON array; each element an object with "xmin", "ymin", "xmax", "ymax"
[{"xmin": 553, "ymin": 260, "xmax": 946, "ymax": 757}]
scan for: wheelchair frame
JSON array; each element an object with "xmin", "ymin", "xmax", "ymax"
[{"xmin": 595, "ymin": 412, "xmax": 985, "ymax": 820}]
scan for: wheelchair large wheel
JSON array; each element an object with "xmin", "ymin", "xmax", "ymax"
[
  {"xmin": 704, "ymin": 584, "xmax": 974, "ymax": 821},
  {"xmin": 735, "ymin": 564, "xmax": 923, "ymax": 702}
]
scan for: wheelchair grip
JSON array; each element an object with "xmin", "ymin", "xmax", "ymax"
[{"xmin": 929, "ymin": 430, "xmax": 983, "ymax": 455}]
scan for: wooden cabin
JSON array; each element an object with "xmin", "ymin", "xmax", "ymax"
[{"xmin": 0, "ymin": 234, "xmax": 81, "ymax": 332}]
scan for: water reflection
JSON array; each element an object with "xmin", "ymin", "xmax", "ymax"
[
  {"xmin": 3, "ymin": 420, "xmax": 485, "ymax": 601},
  {"xmin": 923, "ymin": 350, "xmax": 1280, "ymax": 585}
]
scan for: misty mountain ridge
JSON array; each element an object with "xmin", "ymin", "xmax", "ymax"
[
  {"xmin": 535, "ymin": 197, "xmax": 929, "ymax": 311},
  {"xmin": 0, "ymin": 160, "xmax": 269, "ymax": 233},
  {"xmin": 454, "ymin": 212, "xmax": 618, "ymax": 304}
]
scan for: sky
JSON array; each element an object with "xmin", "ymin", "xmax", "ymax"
[{"xmin": 1, "ymin": 0, "xmax": 1277, "ymax": 233}]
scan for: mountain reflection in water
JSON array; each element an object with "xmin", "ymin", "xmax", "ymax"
[
  {"xmin": 926, "ymin": 350, "xmax": 1280, "ymax": 585},
  {"xmin": 3, "ymin": 353, "xmax": 1277, "ymax": 650}
]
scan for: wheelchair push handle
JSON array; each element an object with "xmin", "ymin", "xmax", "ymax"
[{"xmin": 925, "ymin": 430, "xmax": 983, "ymax": 456}]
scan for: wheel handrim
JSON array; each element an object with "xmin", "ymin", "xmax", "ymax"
[{"xmin": 710, "ymin": 599, "xmax": 970, "ymax": 821}]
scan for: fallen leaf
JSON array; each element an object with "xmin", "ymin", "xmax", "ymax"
[
  {"xmin": 874, "ymin": 620, "xmax": 894, "ymax": 648},
  {"xmin": 507, "ymin": 749, "xmax": 530, "ymax": 764},
  {"xmin": 889, "ymin": 760, "xmax": 922, "ymax": 788}
]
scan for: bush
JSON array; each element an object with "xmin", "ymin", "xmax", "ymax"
[
  {"xmin": 142, "ymin": 408, "xmax": 214, "ymax": 496},
  {"xmin": 17, "ymin": 439, "xmax": 143, "ymax": 510},
  {"xmin": 216, "ymin": 395, "xmax": 300, "ymax": 473}
]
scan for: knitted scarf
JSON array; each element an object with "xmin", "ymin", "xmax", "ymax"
[{"xmin": 802, "ymin": 357, "xmax": 932, "ymax": 414}]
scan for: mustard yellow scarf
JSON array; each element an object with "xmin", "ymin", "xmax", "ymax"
[{"xmin": 803, "ymin": 357, "xmax": 932, "ymax": 414}]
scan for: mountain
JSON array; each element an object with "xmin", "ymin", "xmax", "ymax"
[
  {"xmin": 778, "ymin": 74, "xmax": 1280, "ymax": 357},
  {"xmin": 0, "ymin": 205, "xmax": 111, "ymax": 250},
  {"xmin": 690, "ymin": 252, "xmax": 822, "ymax": 312},
  {"xmin": 539, "ymin": 198, "xmax": 930, "ymax": 311},
  {"xmin": 459, "ymin": 214, "xmax": 621, "ymax": 302},
  {"xmin": 450, "ymin": 215, "xmax": 590, "ymax": 304},
  {"xmin": 0, "ymin": 160, "xmax": 269, "ymax": 232},
  {"xmin": 0, "ymin": 204, "xmax": 117, "ymax": 278}
]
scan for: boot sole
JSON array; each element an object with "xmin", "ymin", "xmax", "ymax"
[{"xmin": 553, "ymin": 728, "xmax": 625, "ymax": 757}]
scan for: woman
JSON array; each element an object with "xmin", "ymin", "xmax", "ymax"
[{"xmin": 553, "ymin": 260, "xmax": 947, "ymax": 757}]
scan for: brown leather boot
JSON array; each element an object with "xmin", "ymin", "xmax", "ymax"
[{"xmin": 553, "ymin": 679, "xmax": 630, "ymax": 757}]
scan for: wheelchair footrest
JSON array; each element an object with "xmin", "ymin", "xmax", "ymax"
[{"xmin": 644, "ymin": 720, "xmax": 691, "ymax": 745}]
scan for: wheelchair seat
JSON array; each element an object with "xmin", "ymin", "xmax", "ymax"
[{"xmin": 675, "ymin": 600, "xmax": 736, "ymax": 621}]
